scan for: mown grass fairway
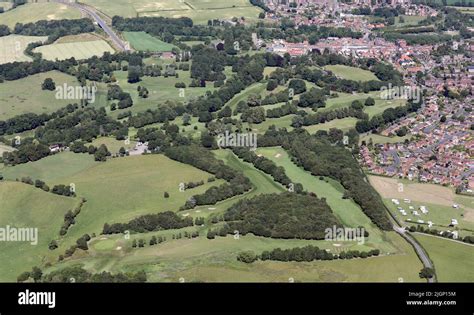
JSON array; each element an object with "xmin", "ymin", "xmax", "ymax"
[
  {"xmin": 303, "ymin": 117, "xmax": 359, "ymax": 133},
  {"xmin": 324, "ymin": 65, "xmax": 379, "ymax": 82},
  {"xmin": 123, "ymin": 32, "xmax": 177, "ymax": 52},
  {"xmin": 0, "ymin": 181, "xmax": 79, "ymax": 281},
  {"xmin": 0, "ymin": 2, "xmax": 82, "ymax": 28},
  {"xmin": 34, "ymin": 40, "xmax": 115, "ymax": 61},
  {"xmin": 0, "ymin": 71, "xmax": 80, "ymax": 120},
  {"xmin": 256, "ymin": 147, "xmax": 399, "ymax": 253},
  {"xmin": 0, "ymin": 35, "xmax": 48, "ymax": 64},
  {"xmin": 414, "ymin": 234, "xmax": 474, "ymax": 282}
]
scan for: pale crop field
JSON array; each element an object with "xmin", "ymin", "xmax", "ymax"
[
  {"xmin": 0, "ymin": 34, "xmax": 48, "ymax": 64},
  {"xmin": 0, "ymin": 2, "xmax": 81, "ymax": 28},
  {"xmin": 33, "ymin": 40, "xmax": 115, "ymax": 61}
]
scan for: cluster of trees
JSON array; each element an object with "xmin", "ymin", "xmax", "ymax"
[
  {"xmin": 266, "ymin": 103, "xmax": 298, "ymax": 118},
  {"xmin": 51, "ymin": 184, "xmax": 76, "ymax": 197},
  {"xmin": 108, "ymin": 85, "xmax": 133, "ymax": 109},
  {"xmin": 2, "ymin": 142, "xmax": 50, "ymax": 166},
  {"xmin": 182, "ymin": 180, "xmax": 205, "ymax": 190},
  {"xmin": 59, "ymin": 199, "xmax": 85, "ymax": 236},
  {"xmin": 127, "ymin": 103, "xmax": 185, "ymax": 128},
  {"xmin": 11, "ymin": 18, "xmax": 95, "ymax": 42},
  {"xmin": 292, "ymin": 107, "xmax": 367, "ymax": 128},
  {"xmin": 18, "ymin": 266, "xmax": 147, "ymax": 283},
  {"xmin": 33, "ymin": 107, "xmax": 125, "ymax": 147},
  {"xmin": 235, "ymin": 246, "xmax": 381, "ymax": 264},
  {"xmin": 258, "ymin": 129, "xmax": 392, "ymax": 230},
  {"xmin": 191, "ymin": 47, "xmax": 227, "ymax": 82},
  {"xmin": 164, "ymin": 145, "xmax": 252, "ymax": 209},
  {"xmin": 231, "ymin": 147, "xmax": 302, "ymax": 191},
  {"xmin": 223, "ymin": 192, "xmax": 341, "ymax": 239},
  {"xmin": 355, "ymin": 98, "xmax": 423, "ymax": 133},
  {"xmin": 102, "ymin": 211, "xmax": 194, "ymax": 234},
  {"xmin": 0, "ymin": 103, "xmax": 79, "ymax": 136}
]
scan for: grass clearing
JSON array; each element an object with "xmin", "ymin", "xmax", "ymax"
[
  {"xmin": 303, "ymin": 118, "xmax": 359, "ymax": 133},
  {"xmin": 123, "ymin": 32, "xmax": 177, "ymax": 52},
  {"xmin": 0, "ymin": 71, "xmax": 80, "ymax": 120},
  {"xmin": 414, "ymin": 234, "xmax": 474, "ymax": 282},
  {"xmin": 0, "ymin": 3, "xmax": 82, "ymax": 28},
  {"xmin": 324, "ymin": 65, "xmax": 379, "ymax": 82},
  {"xmin": 0, "ymin": 34, "xmax": 48, "ymax": 64},
  {"xmin": 34, "ymin": 40, "xmax": 115, "ymax": 61}
]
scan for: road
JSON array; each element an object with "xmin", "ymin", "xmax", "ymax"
[
  {"xmin": 392, "ymin": 223, "xmax": 437, "ymax": 283},
  {"xmin": 53, "ymin": 0, "xmax": 129, "ymax": 51}
]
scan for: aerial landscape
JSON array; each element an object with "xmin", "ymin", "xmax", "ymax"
[{"xmin": 0, "ymin": 0, "xmax": 473, "ymax": 290}]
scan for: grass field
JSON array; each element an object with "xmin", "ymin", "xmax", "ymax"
[
  {"xmin": 33, "ymin": 40, "xmax": 115, "ymax": 61},
  {"xmin": 0, "ymin": 34, "xmax": 48, "ymax": 64},
  {"xmin": 395, "ymin": 15, "xmax": 426, "ymax": 26},
  {"xmin": 123, "ymin": 32, "xmax": 177, "ymax": 52},
  {"xmin": 110, "ymin": 69, "xmax": 215, "ymax": 116},
  {"xmin": 0, "ymin": 181, "xmax": 79, "ymax": 281},
  {"xmin": 0, "ymin": 2, "xmax": 82, "ymax": 28},
  {"xmin": 91, "ymin": 137, "xmax": 137, "ymax": 154},
  {"xmin": 45, "ymin": 231, "xmax": 423, "ymax": 282},
  {"xmin": 325, "ymin": 90, "xmax": 406, "ymax": 118},
  {"xmin": 359, "ymin": 133, "xmax": 412, "ymax": 145},
  {"xmin": 0, "ymin": 71, "xmax": 80, "ymax": 120},
  {"xmin": 414, "ymin": 234, "xmax": 474, "ymax": 282},
  {"xmin": 82, "ymin": 0, "xmax": 262, "ymax": 23},
  {"xmin": 303, "ymin": 118, "xmax": 359, "ymax": 133},
  {"xmin": 0, "ymin": 143, "xmax": 15, "ymax": 156},
  {"xmin": 324, "ymin": 65, "xmax": 380, "ymax": 82}
]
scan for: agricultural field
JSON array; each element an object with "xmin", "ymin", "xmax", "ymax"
[
  {"xmin": 0, "ymin": 71, "xmax": 80, "ymax": 120},
  {"xmin": 0, "ymin": 181, "xmax": 79, "ymax": 281},
  {"xmin": 324, "ymin": 65, "xmax": 380, "ymax": 82},
  {"xmin": 123, "ymin": 32, "xmax": 177, "ymax": 52},
  {"xmin": 91, "ymin": 137, "xmax": 137, "ymax": 155},
  {"xmin": 33, "ymin": 40, "xmax": 115, "ymax": 61},
  {"xmin": 0, "ymin": 2, "xmax": 82, "ymax": 28},
  {"xmin": 414, "ymin": 234, "xmax": 474, "ymax": 282},
  {"xmin": 0, "ymin": 34, "xmax": 48, "ymax": 64},
  {"xmin": 395, "ymin": 15, "xmax": 427, "ymax": 26},
  {"xmin": 81, "ymin": 0, "xmax": 262, "ymax": 23}
]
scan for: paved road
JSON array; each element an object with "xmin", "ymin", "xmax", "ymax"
[
  {"xmin": 53, "ymin": 0, "xmax": 129, "ymax": 51},
  {"xmin": 393, "ymin": 224, "xmax": 437, "ymax": 283}
]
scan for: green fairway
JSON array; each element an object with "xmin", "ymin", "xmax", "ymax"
[
  {"xmin": 303, "ymin": 118, "xmax": 359, "ymax": 133},
  {"xmin": 0, "ymin": 71, "xmax": 80, "ymax": 120},
  {"xmin": 325, "ymin": 90, "xmax": 406, "ymax": 118},
  {"xmin": 324, "ymin": 65, "xmax": 379, "ymax": 82},
  {"xmin": 0, "ymin": 181, "xmax": 79, "ymax": 281},
  {"xmin": 123, "ymin": 32, "xmax": 177, "ymax": 52},
  {"xmin": 414, "ymin": 234, "xmax": 474, "ymax": 282},
  {"xmin": 0, "ymin": 35, "xmax": 48, "ymax": 64},
  {"xmin": 359, "ymin": 133, "xmax": 412, "ymax": 145},
  {"xmin": 0, "ymin": 2, "xmax": 82, "ymax": 28},
  {"xmin": 33, "ymin": 40, "xmax": 115, "ymax": 61},
  {"xmin": 256, "ymin": 147, "xmax": 398, "ymax": 253}
]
